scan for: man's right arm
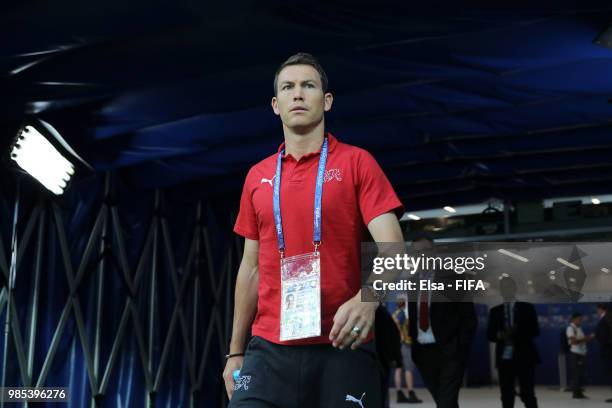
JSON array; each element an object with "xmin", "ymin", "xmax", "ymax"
[
  {"xmin": 567, "ymin": 326, "xmax": 578, "ymax": 345},
  {"xmin": 228, "ymin": 238, "xmax": 260, "ymax": 353},
  {"xmin": 223, "ymin": 238, "xmax": 259, "ymax": 399}
]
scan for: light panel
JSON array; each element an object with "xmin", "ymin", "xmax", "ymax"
[{"xmin": 10, "ymin": 125, "xmax": 75, "ymax": 195}]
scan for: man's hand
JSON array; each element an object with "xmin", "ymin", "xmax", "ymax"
[
  {"xmin": 222, "ymin": 356, "xmax": 244, "ymax": 400},
  {"xmin": 223, "ymin": 238, "xmax": 258, "ymax": 400},
  {"xmin": 329, "ymin": 290, "xmax": 378, "ymax": 350},
  {"xmin": 327, "ymin": 212, "xmax": 401, "ymax": 350}
]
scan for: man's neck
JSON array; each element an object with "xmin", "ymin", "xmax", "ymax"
[{"xmin": 282, "ymin": 121, "xmax": 325, "ymax": 160}]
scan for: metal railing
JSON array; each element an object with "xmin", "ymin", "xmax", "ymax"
[{"xmin": 0, "ymin": 173, "xmax": 238, "ymax": 407}]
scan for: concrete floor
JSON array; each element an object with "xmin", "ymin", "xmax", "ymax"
[{"xmin": 389, "ymin": 386, "xmax": 612, "ymax": 408}]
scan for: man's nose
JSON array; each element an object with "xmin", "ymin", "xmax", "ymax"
[{"xmin": 292, "ymin": 86, "xmax": 304, "ymax": 100}]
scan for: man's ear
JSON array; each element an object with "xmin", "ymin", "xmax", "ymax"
[
  {"xmin": 271, "ymin": 97, "xmax": 280, "ymax": 115},
  {"xmin": 324, "ymin": 92, "xmax": 334, "ymax": 112}
]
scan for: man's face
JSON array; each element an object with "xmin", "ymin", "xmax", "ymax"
[
  {"xmin": 271, "ymin": 64, "xmax": 333, "ymax": 132},
  {"xmin": 573, "ymin": 316, "xmax": 583, "ymax": 326},
  {"xmin": 412, "ymin": 239, "xmax": 434, "ymax": 253},
  {"xmin": 500, "ymin": 279, "xmax": 517, "ymax": 301}
]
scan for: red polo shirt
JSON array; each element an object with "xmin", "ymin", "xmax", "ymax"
[{"xmin": 234, "ymin": 134, "xmax": 403, "ymax": 345}]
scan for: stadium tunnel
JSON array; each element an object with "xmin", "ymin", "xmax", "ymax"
[{"xmin": 2, "ymin": 0, "xmax": 612, "ymax": 406}]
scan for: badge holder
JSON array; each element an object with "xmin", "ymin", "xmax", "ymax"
[
  {"xmin": 280, "ymin": 246, "xmax": 321, "ymax": 341},
  {"xmin": 274, "ymin": 137, "xmax": 328, "ymax": 342},
  {"xmin": 502, "ymin": 343, "xmax": 514, "ymax": 360}
]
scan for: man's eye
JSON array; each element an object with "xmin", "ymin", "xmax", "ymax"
[{"xmin": 282, "ymin": 85, "xmax": 291, "ymax": 90}]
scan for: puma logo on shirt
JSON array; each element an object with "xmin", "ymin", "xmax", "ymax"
[{"xmin": 261, "ymin": 176, "xmax": 276, "ymax": 187}]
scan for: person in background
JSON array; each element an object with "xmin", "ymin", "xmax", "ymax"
[
  {"xmin": 376, "ymin": 305, "xmax": 404, "ymax": 408},
  {"xmin": 392, "ymin": 298, "xmax": 422, "ymax": 403},
  {"xmin": 408, "ymin": 236, "xmax": 477, "ymax": 408},
  {"xmin": 566, "ymin": 312, "xmax": 594, "ymax": 399},
  {"xmin": 487, "ymin": 277, "xmax": 539, "ymax": 408},
  {"xmin": 595, "ymin": 304, "xmax": 612, "ymax": 403}
]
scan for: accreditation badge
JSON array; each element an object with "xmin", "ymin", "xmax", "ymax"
[
  {"xmin": 279, "ymin": 251, "xmax": 321, "ymax": 341},
  {"xmin": 502, "ymin": 343, "xmax": 514, "ymax": 360}
]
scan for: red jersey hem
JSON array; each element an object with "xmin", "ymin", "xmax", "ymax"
[
  {"xmin": 233, "ymin": 225, "xmax": 259, "ymax": 241},
  {"xmin": 252, "ymin": 327, "xmax": 374, "ymax": 346},
  {"xmin": 363, "ymin": 204, "xmax": 405, "ymax": 226}
]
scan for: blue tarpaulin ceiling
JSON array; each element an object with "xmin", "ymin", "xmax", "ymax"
[{"xmin": 3, "ymin": 0, "xmax": 612, "ymax": 210}]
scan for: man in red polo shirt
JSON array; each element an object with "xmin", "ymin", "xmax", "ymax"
[{"xmin": 223, "ymin": 52, "xmax": 405, "ymax": 407}]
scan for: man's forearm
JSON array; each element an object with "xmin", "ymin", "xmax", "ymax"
[
  {"xmin": 365, "ymin": 213, "xmax": 406, "ymax": 299},
  {"xmin": 229, "ymin": 263, "xmax": 259, "ymax": 353}
]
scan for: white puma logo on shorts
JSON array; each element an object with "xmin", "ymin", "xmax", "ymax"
[{"xmin": 345, "ymin": 392, "xmax": 366, "ymax": 407}]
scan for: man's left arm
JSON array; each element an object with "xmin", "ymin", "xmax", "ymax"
[
  {"xmin": 486, "ymin": 308, "xmax": 501, "ymax": 343},
  {"xmin": 596, "ymin": 317, "xmax": 611, "ymax": 346},
  {"xmin": 329, "ymin": 212, "xmax": 404, "ymax": 350}
]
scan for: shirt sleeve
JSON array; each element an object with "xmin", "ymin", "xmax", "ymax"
[
  {"xmin": 391, "ymin": 310, "xmax": 400, "ymax": 324},
  {"xmin": 233, "ymin": 168, "xmax": 259, "ymax": 240},
  {"xmin": 356, "ymin": 149, "xmax": 404, "ymax": 225}
]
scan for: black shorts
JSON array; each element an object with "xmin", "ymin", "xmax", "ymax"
[{"xmin": 229, "ymin": 336, "xmax": 381, "ymax": 408}]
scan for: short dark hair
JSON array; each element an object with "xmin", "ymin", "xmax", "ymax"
[
  {"xmin": 597, "ymin": 303, "xmax": 608, "ymax": 310},
  {"xmin": 273, "ymin": 52, "xmax": 328, "ymax": 95},
  {"xmin": 571, "ymin": 312, "xmax": 583, "ymax": 320}
]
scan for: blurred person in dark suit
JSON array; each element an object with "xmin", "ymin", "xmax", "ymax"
[
  {"xmin": 376, "ymin": 304, "xmax": 404, "ymax": 408},
  {"xmin": 595, "ymin": 303, "xmax": 612, "ymax": 403},
  {"xmin": 408, "ymin": 236, "xmax": 477, "ymax": 408},
  {"xmin": 487, "ymin": 277, "xmax": 539, "ymax": 408}
]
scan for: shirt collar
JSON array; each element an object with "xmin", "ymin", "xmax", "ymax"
[{"xmin": 277, "ymin": 132, "xmax": 338, "ymax": 160}]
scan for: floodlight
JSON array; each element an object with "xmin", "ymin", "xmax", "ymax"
[{"xmin": 8, "ymin": 119, "xmax": 91, "ymax": 195}]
